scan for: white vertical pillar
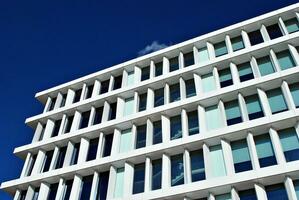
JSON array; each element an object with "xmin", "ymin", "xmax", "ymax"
[
  {"xmin": 13, "ymin": 189, "xmax": 21, "ymax": 200},
  {"xmin": 43, "ymin": 119, "xmax": 55, "ymax": 139},
  {"xmin": 55, "ymin": 178, "xmax": 65, "ymax": 200},
  {"xmin": 221, "ymin": 139, "xmax": 235, "ymax": 176},
  {"xmin": 49, "ymin": 146, "xmax": 60, "ymax": 171},
  {"xmin": 92, "ymin": 79, "xmax": 101, "ymax": 98},
  {"xmin": 111, "ymin": 129, "xmax": 121, "ymax": 155},
  {"xmin": 123, "ymin": 162, "xmax": 134, "ymax": 198},
  {"xmin": 164, "ymin": 83, "xmax": 170, "ymax": 104},
  {"xmin": 162, "ymin": 154, "xmax": 171, "ymax": 189},
  {"xmin": 241, "ymin": 30, "xmax": 251, "ymax": 48},
  {"xmin": 238, "ymin": 93, "xmax": 249, "ymax": 121},
  {"xmin": 207, "ymin": 42, "xmax": 215, "ymax": 60},
  {"xmin": 193, "ymin": 46, "xmax": 200, "ymax": 64},
  {"xmin": 254, "ymin": 183, "xmax": 268, "ymax": 200},
  {"xmin": 278, "ymin": 17, "xmax": 288, "ymax": 35},
  {"xmin": 180, "ymin": 77, "xmax": 186, "ymax": 100},
  {"xmin": 232, "ymin": 187, "xmax": 240, "ymax": 200},
  {"xmin": 203, "ymin": 143, "xmax": 212, "ymax": 179},
  {"xmin": 182, "ymin": 109, "xmax": 189, "ymax": 138},
  {"xmin": 63, "ymin": 141, "xmax": 75, "ymax": 167},
  {"xmin": 225, "ymin": 35, "xmax": 233, "ymax": 54},
  {"xmin": 208, "ymin": 193, "xmax": 216, "ymax": 200},
  {"xmin": 101, "ymin": 101, "xmax": 110, "ymax": 122},
  {"xmin": 121, "ymin": 71, "xmax": 128, "ymax": 88},
  {"xmin": 213, "ymin": 67, "xmax": 221, "ymax": 90},
  {"xmin": 134, "ymin": 66, "xmax": 142, "ymax": 84},
  {"xmin": 88, "ymin": 107, "xmax": 96, "ymax": 127},
  {"xmin": 257, "ymin": 88, "xmax": 272, "ymax": 116},
  {"xmin": 194, "ymin": 73, "xmax": 202, "ymax": 95},
  {"xmin": 80, "ymin": 83, "xmax": 87, "ymax": 101},
  {"xmin": 20, "ymin": 152, "xmax": 33, "ymax": 178},
  {"xmin": 219, "ymin": 100, "xmax": 227, "ymax": 127},
  {"xmin": 146, "ymin": 119, "xmax": 153, "ymax": 146},
  {"xmin": 288, "ymin": 44, "xmax": 299, "ymax": 66},
  {"xmin": 58, "ymin": 114, "xmax": 67, "ymax": 136},
  {"xmin": 250, "ymin": 56, "xmax": 261, "ymax": 78},
  {"xmin": 97, "ymin": 132, "xmax": 104, "ymax": 159},
  {"xmin": 43, "ymin": 96, "xmax": 52, "ymax": 113},
  {"xmin": 184, "ymin": 149, "xmax": 192, "ymax": 184},
  {"xmin": 108, "ymin": 75, "xmax": 114, "ymax": 92},
  {"xmin": 163, "ymin": 57, "xmax": 169, "ymax": 74},
  {"xmin": 106, "ymin": 166, "xmax": 117, "ymax": 200},
  {"xmin": 69, "ymin": 175, "xmax": 82, "ymax": 200},
  {"xmin": 77, "ymin": 137, "xmax": 89, "ymax": 164},
  {"xmin": 179, "ymin": 52, "xmax": 184, "ymax": 68},
  {"xmin": 116, "ymin": 97, "xmax": 124, "ymax": 118},
  {"xmin": 54, "ymin": 92, "xmax": 63, "ymax": 109},
  {"xmin": 131, "ymin": 124, "xmax": 137, "ymax": 150},
  {"xmin": 37, "ymin": 183, "xmax": 50, "ymax": 200},
  {"xmin": 144, "ymin": 157, "xmax": 152, "ymax": 193},
  {"xmin": 230, "ymin": 62, "xmax": 241, "ymax": 85},
  {"xmin": 269, "ymin": 128, "xmax": 286, "ymax": 164},
  {"xmin": 270, "ymin": 49, "xmax": 281, "ymax": 72},
  {"xmin": 198, "ymin": 105, "xmax": 206, "ymax": 134},
  {"xmin": 90, "ymin": 171, "xmax": 99, "ymax": 200},
  {"xmin": 134, "ymin": 91, "xmax": 138, "ymax": 114},
  {"xmin": 147, "ymin": 88, "xmax": 155, "ymax": 109},
  {"xmin": 161, "ymin": 115, "xmax": 170, "ymax": 143},
  {"xmin": 284, "ymin": 176, "xmax": 297, "ymax": 200},
  {"xmin": 65, "ymin": 89, "xmax": 75, "ymax": 106},
  {"xmin": 150, "ymin": 60, "xmax": 155, "ymax": 79},
  {"xmin": 31, "ymin": 150, "xmax": 46, "ymax": 175},
  {"xmin": 70, "ymin": 111, "xmax": 82, "ymax": 132},
  {"xmin": 24, "ymin": 185, "xmax": 35, "ymax": 200},
  {"xmin": 281, "ymin": 81, "xmax": 296, "ymax": 110},
  {"xmin": 32, "ymin": 122, "xmax": 44, "ymax": 143},
  {"xmin": 247, "ymin": 132, "xmax": 260, "ymax": 170},
  {"xmin": 260, "ymin": 24, "xmax": 270, "ymax": 42}
]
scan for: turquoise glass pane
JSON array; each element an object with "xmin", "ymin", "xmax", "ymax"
[
  {"xmin": 238, "ymin": 62, "xmax": 253, "ymax": 77},
  {"xmin": 114, "ymin": 168, "xmax": 124, "ymax": 198},
  {"xmin": 127, "ymin": 71, "xmax": 135, "ymax": 86},
  {"xmin": 285, "ymin": 18, "xmax": 299, "ymax": 34},
  {"xmin": 210, "ymin": 145, "xmax": 227, "ymax": 177},
  {"xmin": 290, "ymin": 83, "xmax": 299, "ymax": 107},
  {"xmin": 231, "ymin": 140, "xmax": 251, "ymax": 164},
  {"xmin": 119, "ymin": 129, "xmax": 132, "ymax": 153},
  {"xmin": 257, "ymin": 56, "xmax": 275, "ymax": 76},
  {"xmin": 246, "ymin": 94, "xmax": 263, "ymax": 114},
  {"xmin": 219, "ymin": 68, "xmax": 232, "ymax": 82},
  {"xmin": 214, "ymin": 41, "xmax": 228, "ymax": 57},
  {"xmin": 231, "ymin": 36, "xmax": 245, "ymax": 51},
  {"xmin": 225, "ymin": 100, "xmax": 241, "ymax": 120},
  {"xmin": 215, "ymin": 193, "xmax": 232, "ymax": 200},
  {"xmin": 294, "ymin": 180, "xmax": 299, "ymax": 199},
  {"xmin": 198, "ymin": 47, "xmax": 209, "ymax": 63},
  {"xmin": 267, "ymin": 88, "xmax": 288, "ymax": 114},
  {"xmin": 205, "ymin": 105, "xmax": 223, "ymax": 130},
  {"xmin": 278, "ymin": 128, "xmax": 299, "ymax": 152},
  {"xmin": 255, "ymin": 134, "xmax": 275, "ymax": 159},
  {"xmin": 124, "ymin": 97, "xmax": 134, "ymax": 116},
  {"xmin": 276, "ymin": 50, "xmax": 296, "ymax": 70},
  {"xmin": 202, "ymin": 73, "xmax": 216, "ymax": 93}
]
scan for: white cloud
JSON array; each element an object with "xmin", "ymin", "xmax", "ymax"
[{"xmin": 138, "ymin": 41, "xmax": 168, "ymax": 56}]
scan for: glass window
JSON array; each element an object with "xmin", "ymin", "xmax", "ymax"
[
  {"xmin": 93, "ymin": 106, "xmax": 103, "ymax": 125},
  {"xmin": 205, "ymin": 105, "xmax": 223, "ymax": 130},
  {"xmin": 85, "ymin": 84, "xmax": 94, "ymax": 99},
  {"xmin": 108, "ymin": 102, "xmax": 117, "ymax": 120},
  {"xmin": 169, "ymin": 56, "xmax": 179, "ymax": 72},
  {"xmin": 100, "ymin": 80, "xmax": 110, "ymax": 94},
  {"xmin": 63, "ymin": 179, "xmax": 73, "ymax": 200},
  {"xmin": 219, "ymin": 68, "xmax": 233, "ymax": 88},
  {"xmin": 51, "ymin": 119, "xmax": 62, "ymax": 137},
  {"xmin": 113, "ymin": 75, "xmax": 122, "ymax": 90},
  {"xmin": 127, "ymin": 71, "xmax": 135, "ymax": 86},
  {"xmin": 70, "ymin": 143, "xmax": 80, "ymax": 165},
  {"xmin": 133, "ymin": 163, "xmax": 145, "ymax": 194},
  {"xmin": 284, "ymin": 18, "xmax": 299, "ymax": 34},
  {"xmin": 224, "ymin": 100, "xmax": 242, "ymax": 125},
  {"xmin": 231, "ymin": 36, "xmax": 245, "ymax": 52},
  {"xmin": 238, "ymin": 189, "xmax": 257, "ymax": 200},
  {"xmin": 257, "ymin": 55, "xmax": 275, "ymax": 76},
  {"xmin": 139, "ymin": 93, "xmax": 147, "ymax": 112},
  {"xmin": 202, "ymin": 73, "xmax": 216, "ymax": 93},
  {"xmin": 276, "ymin": 49, "xmax": 296, "ymax": 70},
  {"xmin": 87, "ymin": 138, "xmax": 99, "ymax": 161},
  {"xmin": 64, "ymin": 115, "xmax": 74, "ymax": 134},
  {"xmin": 96, "ymin": 171, "xmax": 109, "ymax": 200},
  {"xmin": 214, "ymin": 41, "xmax": 228, "ymax": 57},
  {"xmin": 231, "ymin": 139, "xmax": 252, "ymax": 173},
  {"xmin": 73, "ymin": 89, "xmax": 82, "ymax": 103},
  {"xmin": 245, "ymin": 94, "xmax": 264, "ymax": 120},
  {"xmin": 55, "ymin": 147, "xmax": 67, "ymax": 169},
  {"xmin": 19, "ymin": 190, "xmax": 27, "ymax": 200},
  {"xmin": 79, "ymin": 175, "xmax": 93, "ymax": 200},
  {"xmin": 265, "ymin": 183, "xmax": 288, "ymax": 200},
  {"xmin": 170, "ymin": 115, "xmax": 182, "ymax": 140},
  {"xmin": 124, "ymin": 97, "xmax": 135, "ymax": 116},
  {"xmin": 114, "ymin": 168, "xmax": 124, "ymax": 198},
  {"xmin": 79, "ymin": 111, "xmax": 90, "ymax": 129},
  {"xmin": 294, "ymin": 180, "xmax": 299, "ymax": 199},
  {"xmin": 278, "ymin": 128, "xmax": 299, "ymax": 162},
  {"xmin": 188, "ymin": 110, "xmax": 199, "ymax": 135},
  {"xmin": 154, "ymin": 88, "xmax": 164, "ymax": 107},
  {"xmin": 48, "ymin": 183, "xmax": 58, "ymax": 200},
  {"xmin": 185, "ymin": 78, "xmax": 196, "ymax": 98},
  {"xmin": 48, "ymin": 97, "xmax": 56, "ymax": 111},
  {"xmin": 215, "ymin": 193, "xmax": 231, "ymax": 200},
  {"xmin": 184, "ymin": 52, "xmax": 194, "ymax": 67},
  {"xmin": 136, "ymin": 125, "xmax": 146, "ymax": 149},
  {"xmin": 266, "ymin": 23, "xmax": 283, "ymax": 40},
  {"xmin": 190, "ymin": 150, "xmax": 205, "ymax": 182},
  {"xmin": 198, "ymin": 47, "xmax": 210, "ymax": 63},
  {"xmin": 170, "ymin": 83, "xmax": 180, "ymax": 102},
  {"xmin": 32, "ymin": 187, "xmax": 40, "ymax": 200},
  {"xmin": 155, "ymin": 62, "xmax": 163, "ymax": 77},
  {"xmin": 267, "ymin": 88, "xmax": 288, "ymax": 114},
  {"xmin": 42, "ymin": 150, "xmax": 54, "ymax": 173},
  {"xmin": 119, "ymin": 129, "xmax": 133, "ymax": 153},
  {"xmin": 141, "ymin": 66, "xmax": 150, "ymax": 81},
  {"xmin": 171, "ymin": 154, "xmax": 184, "ymax": 186},
  {"xmin": 237, "ymin": 62, "xmax": 254, "ymax": 82},
  {"xmin": 153, "ymin": 120, "xmax": 162, "ymax": 145},
  {"xmin": 152, "ymin": 159, "xmax": 162, "ymax": 190},
  {"xmin": 255, "ymin": 134, "xmax": 277, "ymax": 168},
  {"xmin": 289, "ymin": 83, "xmax": 299, "ymax": 108},
  {"xmin": 103, "ymin": 133, "xmax": 113, "ymax": 157},
  {"xmin": 210, "ymin": 145, "xmax": 227, "ymax": 177},
  {"xmin": 60, "ymin": 94, "xmax": 67, "ymax": 108},
  {"xmin": 248, "ymin": 30, "xmax": 264, "ymax": 46}
]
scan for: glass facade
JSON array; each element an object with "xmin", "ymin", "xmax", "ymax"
[
  {"xmin": 198, "ymin": 47, "xmax": 210, "ymax": 63},
  {"xmin": 102, "ymin": 133, "xmax": 113, "ymax": 157},
  {"xmin": 245, "ymin": 94, "xmax": 264, "ymax": 120},
  {"xmin": 266, "ymin": 23, "xmax": 283, "ymax": 40},
  {"xmin": 124, "ymin": 97, "xmax": 135, "ymax": 116},
  {"xmin": 51, "ymin": 119, "xmax": 61, "ymax": 137},
  {"xmin": 153, "ymin": 120, "xmax": 162, "ymax": 145},
  {"xmin": 64, "ymin": 115, "xmax": 74, "ymax": 134},
  {"xmin": 79, "ymin": 175, "xmax": 93, "ymax": 200},
  {"xmin": 210, "ymin": 145, "xmax": 227, "ymax": 177},
  {"xmin": 138, "ymin": 93, "xmax": 147, "ymax": 112},
  {"xmin": 113, "ymin": 75, "xmax": 122, "ymax": 91},
  {"xmin": 214, "ymin": 41, "xmax": 228, "ymax": 57},
  {"xmin": 55, "ymin": 147, "xmax": 67, "ymax": 169},
  {"xmin": 79, "ymin": 111, "xmax": 90, "ymax": 129},
  {"xmin": 265, "ymin": 183, "xmax": 288, "ymax": 200},
  {"xmin": 205, "ymin": 105, "xmax": 223, "ymax": 130},
  {"xmin": 294, "ymin": 180, "xmax": 299, "ymax": 199},
  {"xmin": 96, "ymin": 171, "xmax": 109, "ymax": 200},
  {"xmin": 114, "ymin": 168, "xmax": 124, "ymax": 198},
  {"xmin": 136, "ymin": 125, "xmax": 146, "ymax": 149},
  {"xmin": 231, "ymin": 139, "xmax": 252, "ymax": 173},
  {"xmin": 100, "ymin": 80, "xmax": 109, "ymax": 94},
  {"xmin": 42, "ymin": 150, "xmax": 54, "ymax": 173},
  {"xmin": 70, "ymin": 143, "xmax": 80, "ymax": 165},
  {"xmin": 278, "ymin": 128, "xmax": 299, "ymax": 162},
  {"xmin": 188, "ymin": 110, "xmax": 199, "ymax": 135},
  {"xmin": 248, "ymin": 30, "xmax": 264, "ymax": 46},
  {"xmin": 155, "ymin": 62, "xmax": 163, "ymax": 77},
  {"xmin": 267, "ymin": 88, "xmax": 288, "ymax": 114},
  {"xmin": 169, "ymin": 56, "xmax": 179, "ymax": 72},
  {"xmin": 93, "ymin": 106, "xmax": 103, "ymax": 125},
  {"xmin": 73, "ymin": 89, "xmax": 82, "ymax": 103},
  {"xmin": 224, "ymin": 100, "xmax": 243, "ymax": 125},
  {"xmin": 127, "ymin": 71, "xmax": 135, "ymax": 86},
  {"xmin": 255, "ymin": 134, "xmax": 277, "ymax": 168},
  {"xmin": 171, "ymin": 154, "xmax": 184, "ymax": 186},
  {"xmin": 184, "ymin": 52, "xmax": 194, "ymax": 67},
  {"xmin": 108, "ymin": 102, "xmax": 117, "ymax": 120},
  {"xmin": 119, "ymin": 129, "xmax": 133, "ymax": 153},
  {"xmin": 86, "ymin": 138, "xmax": 99, "ymax": 161},
  {"xmin": 238, "ymin": 62, "xmax": 254, "ymax": 82},
  {"xmin": 151, "ymin": 159, "xmax": 162, "ymax": 190},
  {"xmin": 170, "ymin": 115, "xmax": 182, "ymax": 140},
  {"xmin": 257, "ymin": 56, "xmax": 275, "ymax": 76},
  {"xmin": 169, "ymin": 83, "xmax": 181, "ymax": 102},
  {"xmin": 154, "ymin": 88, "xmax": 164, "ymax": 107},
  {"xmin": 190, "ymin": 150, "xmax": 205, "ymax": 182},
  {"xmin": 202, "ymin": 73, "xmax": 216, "ymax": 93},
  {"xmin": 132, "ymin": 163, "xmax": 145, "ymax": 194},
  {"xmin": 63, "ymin": 179, "xmax": 73, "ymax": 200},
  {"xmin": 276, "ymin": 49, "xmax": 296, "ymax": 70},
  {"xmin": 141, "ymin": 66, "xmax": 150, "ymax": 81},
  {"xmin": 219, "ymin": 68, "xmax": 233, "ymax": 88},
  {"xmin": 48, "ymin": 183, "xmax": 58, "ymax": 200},
  {"xmin": 231, "ymin": 36, "xmax": 245, "ymax": 51},
  {"xmin": 185, "ymin": 78, "xmax": 196, "ymax": 98},
  {"xmin": 86, "ymin": 84, "xmax": 94, "ymax": 99}
]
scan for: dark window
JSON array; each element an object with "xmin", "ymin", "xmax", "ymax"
[
  {"xmin": 63, "ymin": 179, "xmax": 73, "ymax": 200},
  {"xmin": 70, "ymin": 143, "xmax": 80, "ymax": 165},
  {"xmin": 136, "ymin": 125, "xmax": 146, "ymax": 149},
  {"xmin": 38, "ymin": 125, "xmax": 45, "ymax": 141},
  {"xmin": 55, "ymin": 147, "xmax": 67, "ymax": 169},
  {"xmin": 265, "ymin": 183, "xmax": 288, "ymax": 200},
  {"xmin": 73, "ymin": 89, "xmax": 82, "ymax": 103},
  {"xmin": 185, "ymin": 78, "xmax": 196, "ymax": 98},
  {"xmin": 64, "ymin": 115, "xmax": 74, "ymax": 134},
  {"xmin": 60, "ymin": 94, "xmax": 67, "ymax": 107},
  {"xmin": 86, "ymin": 85, "xmax": 94, "ymax": 99},
  {"xmin": 224, "ymin": 100, "xmax": 243, "ymax": 125},
  {"xmin": 19, "ymin": 190, "xmax": 27, "ymax": 200},
  {"xmin": 32, "ymin": 187, "xmax": 40, "ymax": 200},
  {"xmin": 184, "ymin": 52, "xmax": 194, "ymax": 67},
  {"xmin": 231, "ymin": 36, "xmax": 245, "ymax": 52},
  {"xmin": 214, "ymin": 41, "xmax": 228, "ymax": 57},
  {"xmin": 96, "ymin": 171, "xmax": 110, "ymax": 200},
  {"xmin": 26, "ymin": 154, "xmax": 37, "ymax": 176},
  {"xmin": 52, "ymin": 119, "xmax": 62, "ymax": 137},
  {"xmin": 266, "ymin": 23, "xmax": 283, "ymax": 40},
  {"xmin": 170, "ymin": 83, "xmax": 181, "ymax": 102},
  {"xmin": 171, "ymin": 154, "xmax": 184, "ymax": 186},
  {"xmin": 133, "ymin": 163, "xmax": 145, "ymax": 194},
  {"xmin": 190, "ymin": 150, "xmax": 205, "ymax": 182},
  {"xmin": 154, "ymin": 88, "xmax": 164, "ymax": 107},
  {"xmin": 153, "ymin": 120, "xmax": 162, "ymax": 145},
  {"xmin": 79, "ymin": 175, "xmax": 93, "ymax": 200},
  {"xmin": 87, "ymin": 138, "xmax": 99, "ymax": 161},
  {"xmin": 42, "ymin": 150, "xmax": 54, "ymax": 173},
  {"xmin": 238, "ymin": 62, "xmax": 254, "ymax": 82},
  {"xmin": 219, "ymin": 68, "xmax": 233, "ymax": 88},
  {"xmin": 245, "ymin": 94, "xmax": 264, "ymax": 120},
  {"xmin": 108, "ymin": 102, "xmax": 117, "ymax": 120},
  {"xmin": 49, "ymin": 97, "xmax": 57, "ymax": 111},
  {"xmin": 170, "ymin": 115, "xmax": 182, "ymax": 140},
  {"xmin": 139, "ymin": 93, "xmax": 147, "ymax": 112},
  {"xmin": 79, "ymin": 111, "xmax": 90, "ymax": 129},
  {"xmin": 169, "ymin": 57, "xmax": 179, "ymax": 72},
  {"xmin": 151, "ymin": 159, "xmax": 162, "ymax": 190},
  {"xmin": 93, "ymin": 107, "xmax": 103, "ymax": 125},
  {"xmin": 48, "ymin": 183, "xmax": 59, "ymax": 200},
  {"xmin": 239, "ymin": 189, "xmax": 257, "ymax": 200},
  {"xmin": 103, "ymin": 133, "xmax": 113, "ymax": 157},
  {"xmin": 248, "ymin": 30, "xmax": 264, "ymax": 46},
  {"xmin": 255, "ymin": 134, "xmax": 277, "ymax": 168},
  {"xmin": 141, "ymin": 66, "xmax": 150, "ymax": 81},
  {"xmin": 231, "ymin": 139, "xmax": 253, "ymax": 173},
  {"xmin": 188, "ymin": 110, "xmax": 199, "ymax": 135},
  {"xmin": 155, "ymin": 62, "xmax": 163, "ymax": 77},
  {"xmin": 100, "ymin": 80, "xmax": 110, "ymax": 94},
  {"xmin": 278, "ymin": 128, "xmax": 299, "ymax": 162},
  {"xmin": 113, "ymin": 75, "xmax": 122, "ymax": 90}
]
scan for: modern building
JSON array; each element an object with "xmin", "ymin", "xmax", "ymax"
[{"xmin": 2, "ymin": 3, "xmax": 299, "ymax": 200}]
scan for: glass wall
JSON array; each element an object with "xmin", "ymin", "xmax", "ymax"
[
  {"xmin": 141, "ymin": 66, "xmax": 150, "ymax": 81},
  {"xmin": 127, "ymin": 71, "xmax": 135, "ymax": 86},
  {"xmin": 96, "ymin": 171, "xmax": 110, "ymax": 200},
  {"xmin": 266, "ymin": 23, "xmax": 283, "ymax": 40},
  {"xmin": 248, "ymin": 30, "xmax": 264, "ymax": 46},
  {"xmin": 79, "ymin": 111, "xmax": 90, "ymax": 129},
  {"xmin": 184, "ymin": 52, "xmax": 194, "ymax": 67},
  {"xmin": 138, "ymin": 93, "xmax": 147, "ymax": 112},
  {"xmin": 198, "ymin": 47, "xmax": 210, "ymax": 63},
  {"xmin": 155, "ymin": 62, "xmax": 163, "ymax": 77},
  {"xmin": 86, "ymin": 138, "xmax": 99, "ymax": 161},
  {"xmin": 169, "ymin": 57, "xmax": 179, "ymax": 72},
  {"xmin": 238, "ymin": 189, "xmax": 257, "ymax": 200}
]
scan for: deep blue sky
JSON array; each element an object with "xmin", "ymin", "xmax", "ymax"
[{"xmin": 0, "ymin": 0, "xmax": 298, "ymax": 199}]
